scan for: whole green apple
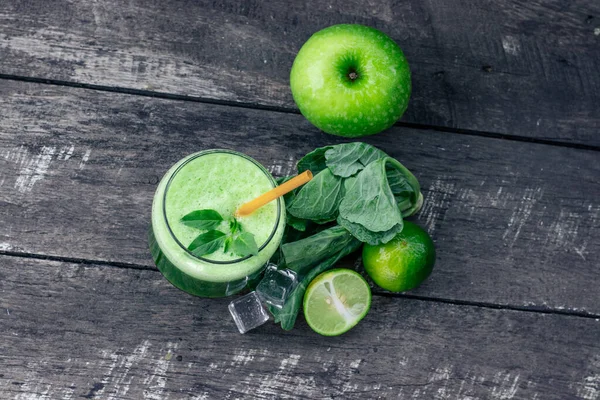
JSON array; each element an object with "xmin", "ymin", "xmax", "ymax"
[{"xmin": 290, "ymin": 24, "xmax": 411, "ymax": 137}]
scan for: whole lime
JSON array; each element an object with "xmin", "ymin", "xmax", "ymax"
[
  {"xmin": 362, "ymin": 221, "xmax": 435, "ymax": 292},
  {"xmin": 290, "ymin": 24, "xmax": 411, "ymax": 137}
]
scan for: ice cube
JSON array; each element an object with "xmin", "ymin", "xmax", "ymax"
[
  {"xmin": 228, "ymin": 291, "xmax": 270, "ymax": 334},
  {"xmin": 256, "ymin": 265, "xmax": 298, "ymax": 308}
]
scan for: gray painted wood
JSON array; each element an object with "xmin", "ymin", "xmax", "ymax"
[
  {"xmin": 1, "ymin": 255, "xmax": 599, "ymax": 400},
  {"xmin": 0, "ymin": 80, "xmax": 598, "ymax": 314},
  {"xmin": 0, "ymin": 0, "xmax": 598, "ymax": 145}
]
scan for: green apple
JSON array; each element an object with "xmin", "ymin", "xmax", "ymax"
[{"xmin": 290, "ymin": 24, "xmax": 411, "ymax": 137}]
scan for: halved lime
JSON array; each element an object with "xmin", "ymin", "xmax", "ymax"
[{"xmin": 303, "ymin": 268, "xmax": 371, "ymax": 336}]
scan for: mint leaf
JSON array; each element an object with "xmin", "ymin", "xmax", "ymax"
[
  {"xmin": 231, "ymin": 232, "xmax": 259, "ymax": 258},
  {"xmin": 181, "ymin": 209, "xmax": 223, "ymax": 230},
  {"xmin": 188, "ymin": 230, "xmax": 226, "ymax": 257}
]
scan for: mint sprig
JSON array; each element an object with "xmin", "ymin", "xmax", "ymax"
[{"xmin": 181, "ymin": 209, "xmax": 259, "ymax": 258}]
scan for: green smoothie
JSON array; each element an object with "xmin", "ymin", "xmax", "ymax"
[{"xmin": 149, "ymin": 150, "xmax": 285, "ymax": 297}]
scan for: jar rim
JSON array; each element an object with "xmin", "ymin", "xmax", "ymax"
[{"xmin": 162, "ymin": 149, "xmax": 282, "ymax": 265}]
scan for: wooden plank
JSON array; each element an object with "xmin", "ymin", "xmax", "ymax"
[
  {"xmin": 0, "ymin": 80, "xmax": 598, "ymax": 314},
  {"xmin": 0, "ymin": 0, "xmax": 599, "ymax": 145},
  {"xmin": 1, "ymin": 255, "xmax": 599, "ymax": 399}
]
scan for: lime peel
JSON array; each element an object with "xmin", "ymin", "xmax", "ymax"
[{"xmin": 363, "ymin": 221, "xmax": 435, "ymax": 292}]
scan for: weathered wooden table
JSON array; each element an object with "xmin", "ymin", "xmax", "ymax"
[{"xmin": 1, "ymin": 1, "xmax": 599, "ymax": 399}]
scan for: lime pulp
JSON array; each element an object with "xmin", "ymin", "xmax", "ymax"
[{"xmin": 303, "ymin": 268, "xmax": 371, "ymax": 336}]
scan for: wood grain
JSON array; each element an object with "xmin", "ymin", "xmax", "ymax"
[
  {"xmin": 1, "ymin": 255, "xmax": 599, "ymax": 399},
  {"xmin": 0, "ymin": 0, "xmax": 599, "ymax": 145},
  {"xmin": 0, "ymin": 80, "xmax": 598, "ymax": 314}
]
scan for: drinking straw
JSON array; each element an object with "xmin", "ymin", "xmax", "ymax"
[{"xmin": 236, "ymin": 170, "xmax": 313, "ymax": 217}]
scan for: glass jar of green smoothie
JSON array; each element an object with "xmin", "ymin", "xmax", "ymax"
[{"xmin": 149, "ymin": 150, "xmax": 286, "ymax": 298}]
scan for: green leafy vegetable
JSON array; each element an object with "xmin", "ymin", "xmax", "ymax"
[
  {"xmin": 287, "ymin": 143, "xmax": 422, "ymax": 246},
  {"xmin": 188, "ymin": 230, "xmax": 227, "ymax": 257},
  {"xmin": 281, "ymin": 219, "xmax": 334, "ymax": 249},
  {"xmin": 180, "ymin": 209, "xmax": 224, "ymax": 230},
  {"xmin": 337, "ymin": 217, "xmax": 401, "ymax": 245},
  {"xmin": 287, "ymin": 214, "xmax": 308, "ymax": 232},
  {"xmin": 404, "ymin": 192, "xmax": 424, "ymax": 218},
  {"xmin": 287, "ymin": 169, "xmax": 344, "ymax": 223},
  {"xmin": 296, "ymin": 146, "xmax": 333, "ymax": 175},
  {"xmin": 324, "ymin": 142, "xmax": 387, "ymax": 177},
  {"xmin": 270, "ymin": 231, "xmax": 361, "ymax": 330},
  {"xmin": 282, "ymin": 226, "xmax": 358, "ymax": 275},
  {"xmin": 387, "ymin": 166, "xmax": 414, "ymax": 198},
  {"xmin": 384, "ymin": 158, "xmax": 422, "ymax": 216},
  {"xmin": 337, "ymin": 157, "xmax": 404, "ymax": 245},
  {"xmin": 277, "ymin": 176, "xmax": 310, "ymax": 232},
  {"xmin": 231, "ymin": 232, "xmax": 259, "ymax": 257}
]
